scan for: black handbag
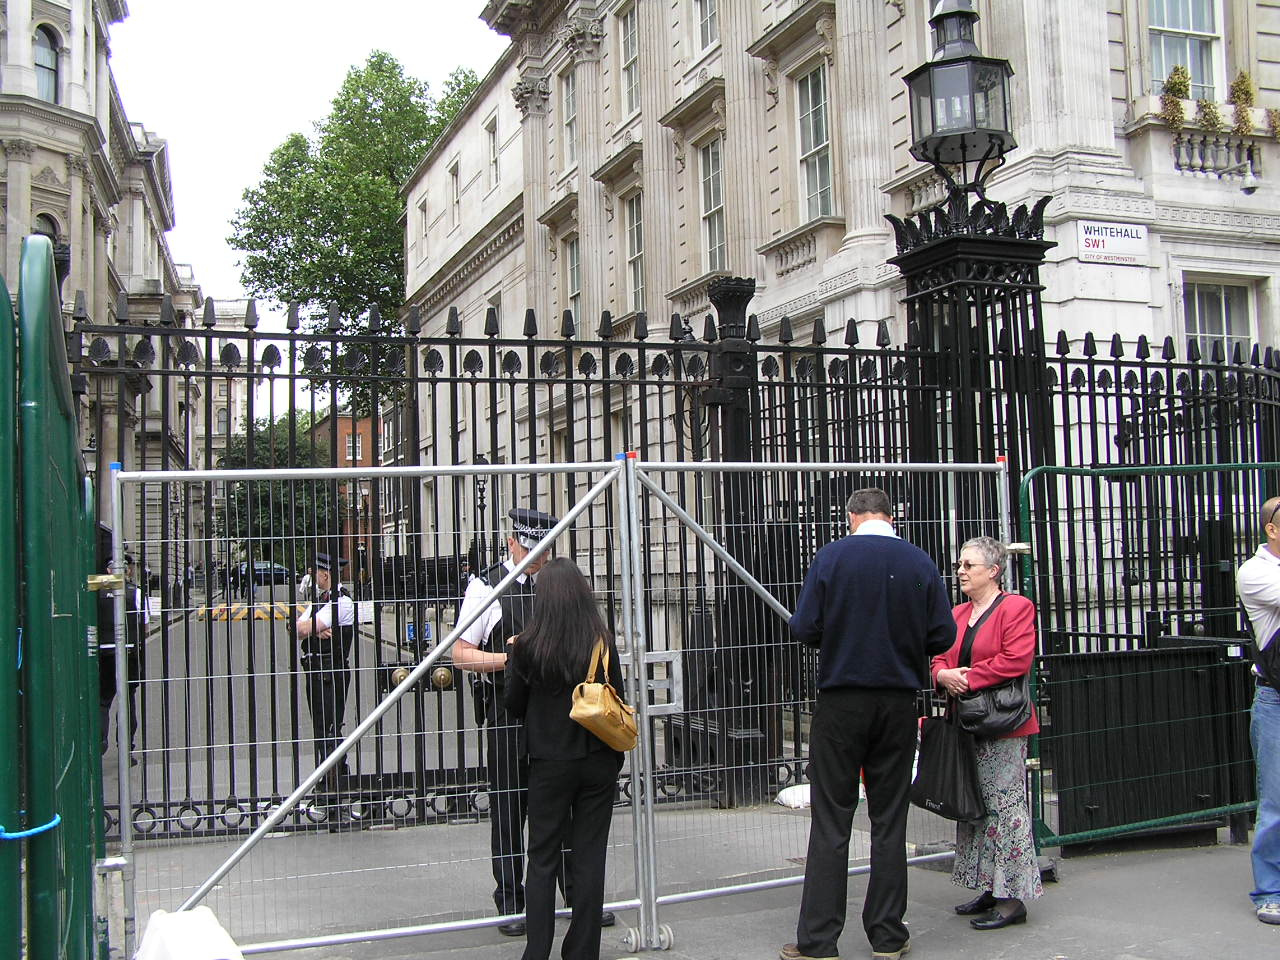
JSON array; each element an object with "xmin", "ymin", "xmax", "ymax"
[
  {"xmin": 956, "ymin": 674, "xmax": 1032, "ymax": 737},
  {"xmin": 951, "ymin": 593, "xmax": 1033, "ymax": 738},
  {"xmin": 910, "ymin": 711, "xmax": 986, "ymax": 822}
]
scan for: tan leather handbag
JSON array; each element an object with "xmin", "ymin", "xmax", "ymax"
[{"xmin": 569, "ymin": 639, "xmax": 637, "ymax": 752}]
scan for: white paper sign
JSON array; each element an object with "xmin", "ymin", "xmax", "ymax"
[{"xmin": 1077, "ymin": 220, "xmax": 1149, "ymax": 266}]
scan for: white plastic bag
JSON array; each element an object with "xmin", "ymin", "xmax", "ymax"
[
  {"xmin": 774, "ymin": 783, "xmax": 811, "ymax": 808},
  {"xmin": 135, "ymin": 907, "xmax": 244, "ymax": 960}
]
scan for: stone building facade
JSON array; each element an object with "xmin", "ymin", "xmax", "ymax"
[{"xmin": 404, "ymin": 0, "xmax": 1280, "ymax": 381}]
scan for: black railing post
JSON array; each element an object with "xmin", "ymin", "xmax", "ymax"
[{"xmin": 705, "ymin": 276, "xmax": 771, "ymax": 805}]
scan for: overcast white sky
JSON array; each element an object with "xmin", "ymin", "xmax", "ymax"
[{"xmin": 111, "ymin": 1, "xmax": 509, "ymax": 307}]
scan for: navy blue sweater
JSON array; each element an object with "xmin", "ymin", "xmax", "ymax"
[{"xmin": 790, "ymin": 531, "xmax": 955, "ymax": 691}]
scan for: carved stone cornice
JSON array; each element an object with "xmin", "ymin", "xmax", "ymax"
[
  {"xmin": 559, "ymin": 15, "xmax": 603, "ymax": 62},
  {"xmin": 512, "ymin": 75, "xmax": 551, "ymax": 118},
  {"xmin": 3, "ymin": 138, "xmax": 35, "ymax": 161},
  {"xmin": 67, "ymin": 154, "xmax": 91, "ymax": 177}
]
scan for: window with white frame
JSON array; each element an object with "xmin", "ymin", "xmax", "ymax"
[
  {"xmin": 798, "ymin": 64, "xmax": 833, "ymax": 220},
  {"xmin": 565, "ymin": 236, "xmax": 582, "ymax": 322},
  {"xmin": 625, "ymin": 192, "xmax": 644, "ymax": 313},
  {"xmin": 1183, "ymin": 280, "xmax": 1252, "ymax": 359},
  {"xmin": 448, "ymin": 161, "xmax": 460, "ymax": 227},
  {"xmin": 34, "ymin": 26, "xmax": 59, "ymax": 104},
  {"xmin": 1149, "ymin": 0, "xmax": 1220, "ymax": 100},
  {"xmin": 346, "ymin": 433, "xmax": 363, "ymax": 463},
  {"xmin": 417, "ymin": 197, "xmax": 429, "ymax": 238},
  {"xmin": 486, "ymin": 116, "xmax": 500, "ymax": 188},
  {"xmin": 620, "ymin": 6, "xmax": 640, "ymax": 115},
  {"xmin": 562, "ymin": 69, "xmax": 578, "ymax": 166},
  {"xmin": 700, "ymin": 138, "xmax": 726, "ymax": 273},
  {"xmin": 696, "ymin": 0, "xmax": 719, "ymax": 51}
]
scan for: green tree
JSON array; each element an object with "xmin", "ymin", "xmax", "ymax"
[
  {"xmin": 217, "ymin": 412, "xmax": 336, "ymax": 573},
  {"xmin": 229, "ymin": 53, "xmax": 479, "ymax": 335}
]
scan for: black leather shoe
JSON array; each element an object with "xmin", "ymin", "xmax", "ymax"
[
  {"xmin": 600, "ymin": 910, "xmax": 616, "ymax": 927},
  {"xmin": 970, "ymin": 903, "xmax": 1027, "ymax": 930},
  {"xmin": 954, "ymin": 891, "xmax": 997, "ymax": 916},
  {"xmin": 497, "ymin": 920, "xmax": 526, "ymax": 937}
]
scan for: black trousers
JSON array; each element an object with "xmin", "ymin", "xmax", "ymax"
[
  {"xmin": 303, "ymin": 656, "xmax": 352, "ymax": 773},
  {"xmin": 483, "ymin": 687, "xmax": 531, "ymax": 914},
  {"xmin": 98, "ymin": 652, "xmax": 139, "ymax": 754},
  {"xmin": 523, "ymin": 751, "xmax": 618, "ymax": 960},
  {"xmin": 481, "ymin": 687, "xmax": 575, "ymax": 916},
  {"xmin": 797, "ymin": 688, "xmax": 917, "ymax": 956}
]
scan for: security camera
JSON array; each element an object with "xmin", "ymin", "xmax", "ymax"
[{"xmin": 1241, "ymin": 170, "xmax": 1259, "ymax": 196}]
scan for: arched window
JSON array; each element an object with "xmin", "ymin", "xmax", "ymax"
[
  {"xmin": 34, "ymin": 27, "xmax": 59, "ymax": 104},
  {"xmin": 34, "ymin": 214, "xmax": 59, "ymax": 241},
  {"xmin": 216, "ymin": 408, "xmax": 229, "ymax": 435}
]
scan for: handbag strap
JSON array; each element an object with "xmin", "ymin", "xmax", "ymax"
[
  {"xmin": 585, "ymin": 639, "xmax": 606, "ymax": 683},
  {"xmin": 957, "ymin": 592, "xmax": 1008, "ymax": 668}
]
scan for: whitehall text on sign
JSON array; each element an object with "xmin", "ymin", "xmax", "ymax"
[{"xmin": 1077, "ymin": 220, "xmax": 1149, "ymax": 266}]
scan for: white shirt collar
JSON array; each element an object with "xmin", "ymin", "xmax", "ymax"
[
  {"xmin": 502, "ymin": 557, "xmax": 529, "ymax": 583},
  {"xmin": 852, "ymin": 518, "xmax": 899, "ymax": 539},
  {"xmin": 1255, "ymin": 544, "xmax": 1280, "ymax": 565}
]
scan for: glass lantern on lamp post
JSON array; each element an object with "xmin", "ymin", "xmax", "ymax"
[{"xmin": 905, "ymin": 0, "xmax": 1015, "ymax": 203}]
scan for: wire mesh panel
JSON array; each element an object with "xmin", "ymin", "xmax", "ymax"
[
  {"xmin": 631, "ymin": 462, "xmax": 1008, "ymax": 906},
  {"xmin": 1020, "ymin": 463, "xmax": 1274, "ymax": 847},
  {"xmin": 110, "ymin": 463, "xmax": 640, "ymax": 949}
]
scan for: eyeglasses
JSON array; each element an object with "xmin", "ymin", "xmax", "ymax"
[
  {"xmin": 1268, "ymin": 503, "xmax": 1280, "ymax": 531},
  {"xmin": 952, "ymin": 560, "xmax": 992, "ymax": 573}
]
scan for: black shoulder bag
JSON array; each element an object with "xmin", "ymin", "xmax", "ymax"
[
  {"xmin": 954, "ymin": 594, "xmax": 1034, "ymax": 738},
  {"xmin": 909, "ymin": 598, "xmax": 1010, "ymax": 823},
  {"xmin": 1239, "ymin": 599, "xmax": 1280, "ymax": 692}
]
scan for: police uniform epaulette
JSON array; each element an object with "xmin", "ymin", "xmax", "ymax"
[{"xmin": 478, "ymin": 562, "xmax": 507, "ymax": 588}]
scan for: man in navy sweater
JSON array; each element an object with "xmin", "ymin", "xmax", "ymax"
[{"xmin": 782, "ymin": 488, "xmax": 955, "ymax": 960}]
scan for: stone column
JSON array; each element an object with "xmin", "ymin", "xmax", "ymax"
[
  {"xmin": 94, "ymin": 219, "xmax": 110, "ymax": 325},
  {"xmin": 96, "ymin": 44, "xmax": 111, "ymax": 152},
  {"xmin": 67, "ymin": 155, "xmax": 88, "ymax": 305},
  {"xmin": 514, "ymin": 66, "xmax": 553, "ymax": 323},
  {"xmin": 4, "ymin": 0, "xmax": 35, "ymax": 97},
  {"xmin": 720, "ymin": 3, "xmax": 767, "ymax": 279},
  {"xmin": 68, "ymin": 0, "xmax": 87, "ymax": 113},
  {"xmin": 637, "ymin": 0, "xmax": 672, "ymax": 321},
  {"xmin": 835, "ymin": 0, "xmax": 894, "ymax": 257},
  {"xmin": 560, "ymin": 15, "xmax": 607, "ymax": 332},
  {"xmin": 992, "ymin": 0, "xmax": 1113, "ymax": 154},
  {"xmin": 3, "ymin": 139, "xmax": 35, "ymax": 281}
]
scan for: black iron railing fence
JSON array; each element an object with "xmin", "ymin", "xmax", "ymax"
[{"xmin": 72, "ymin": 274, "xmax": 1280, "ymax": 839}]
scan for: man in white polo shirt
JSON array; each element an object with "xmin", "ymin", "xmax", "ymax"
[{"xmin": 1238, "ymin": 495, "xmax": 1280, "ymax": 926}]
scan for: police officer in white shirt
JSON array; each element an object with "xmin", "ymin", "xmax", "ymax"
[
  {"xmin": 296, "ymin": 551, "xmax": 357, "ymax": 784},
  {"xmin": 1238, "ymin": 495, "xmax": 1280, "ymax": 925}
]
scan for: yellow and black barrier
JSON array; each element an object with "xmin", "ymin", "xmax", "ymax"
[{"xmin": 198, "ymin": 602, "xmax": 298, "ymax": 621}]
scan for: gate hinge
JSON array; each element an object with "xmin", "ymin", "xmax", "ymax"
[
  {"xmin": 87, "ymin": 574, "xmax": 124, "ymax": 592},
  {"xmin": 1006, "ymin": 542, "xmax": 1033, "ymax": 556},
  {"xmin": 1025, "ymin": 757, "xmax": 1041, "ymax": 771}
]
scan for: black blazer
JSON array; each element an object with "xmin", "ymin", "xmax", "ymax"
[{"xmin": 503, "ymin": 637, "xmax": 626, "ymax": 762}]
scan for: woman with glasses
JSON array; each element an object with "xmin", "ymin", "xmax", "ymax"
[
  {"xmin": 504, "ymin": 557, "xmax": 625, "ymax": 960},
  {"xmin": 930, "ymin": 536, "xmax": 1043, "ymax": 930}
]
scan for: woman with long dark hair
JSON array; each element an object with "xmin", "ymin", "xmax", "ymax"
[{"xmin": 504, "ymin": 557, "xmax": 625, "ymax": 960}]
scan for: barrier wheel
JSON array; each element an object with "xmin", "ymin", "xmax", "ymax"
[
  {"xmin": 658, "ymin": 924, "xmax": 675, "ymax": 950},
  {"xmin": 620, "ymin": 927, "xmax": 641, "ymax": 952}
]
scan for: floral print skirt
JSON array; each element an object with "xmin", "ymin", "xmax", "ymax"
[{"xmin": 952, "ymin": 734, "xmax": 1044, "ymax": 901}]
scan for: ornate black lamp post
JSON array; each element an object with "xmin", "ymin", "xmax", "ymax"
[
  {"xmin": 905, "ymin": 0, "xmax": 1015, "ymax": 201},
  {"xmin": 889, "ymin": 0, "xmax": 1055, "ymax": 544}
]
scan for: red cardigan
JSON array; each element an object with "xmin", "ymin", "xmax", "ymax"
[{"xmin": 929, "ymin": 592, "xmax": 1040, "ymax": 739}]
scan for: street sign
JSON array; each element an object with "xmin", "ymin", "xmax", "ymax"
[{"xmin": 1077, "ymin": 220, "xmax": 1149, "ymax": 266}]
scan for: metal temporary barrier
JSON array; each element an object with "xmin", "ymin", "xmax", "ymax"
[
  {"xmin": 109, "ymin": 458, "xmax": 1008, "ymax": 953},
  {"xmin": 1020, "ymin": 462, "xmax": 1277, "ymax": 848},
  {"xmin": 0, "ymin": 245, "xmax": 18, "ymax": 960},
  {"xmin": 14, "ymin": 235, "xmax": 104, "ymax": 960}
]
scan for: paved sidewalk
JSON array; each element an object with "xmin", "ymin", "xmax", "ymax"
[{"xmin": 296, "ymin": 839, "xmax": 1276, "ymax": 960}]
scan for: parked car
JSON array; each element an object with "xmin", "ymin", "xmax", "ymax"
[{"xmin": 234, "ymin": 561, "xmax": 294, "ymax": 595}]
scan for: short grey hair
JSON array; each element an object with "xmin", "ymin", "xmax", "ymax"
[
  {"xmin": 846, "ymin": 488, "xmax": 892, "ymax": 517},
  {"xmin": 960, "ymin": 536, "xmax": 1007, "ymax": 573}
]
